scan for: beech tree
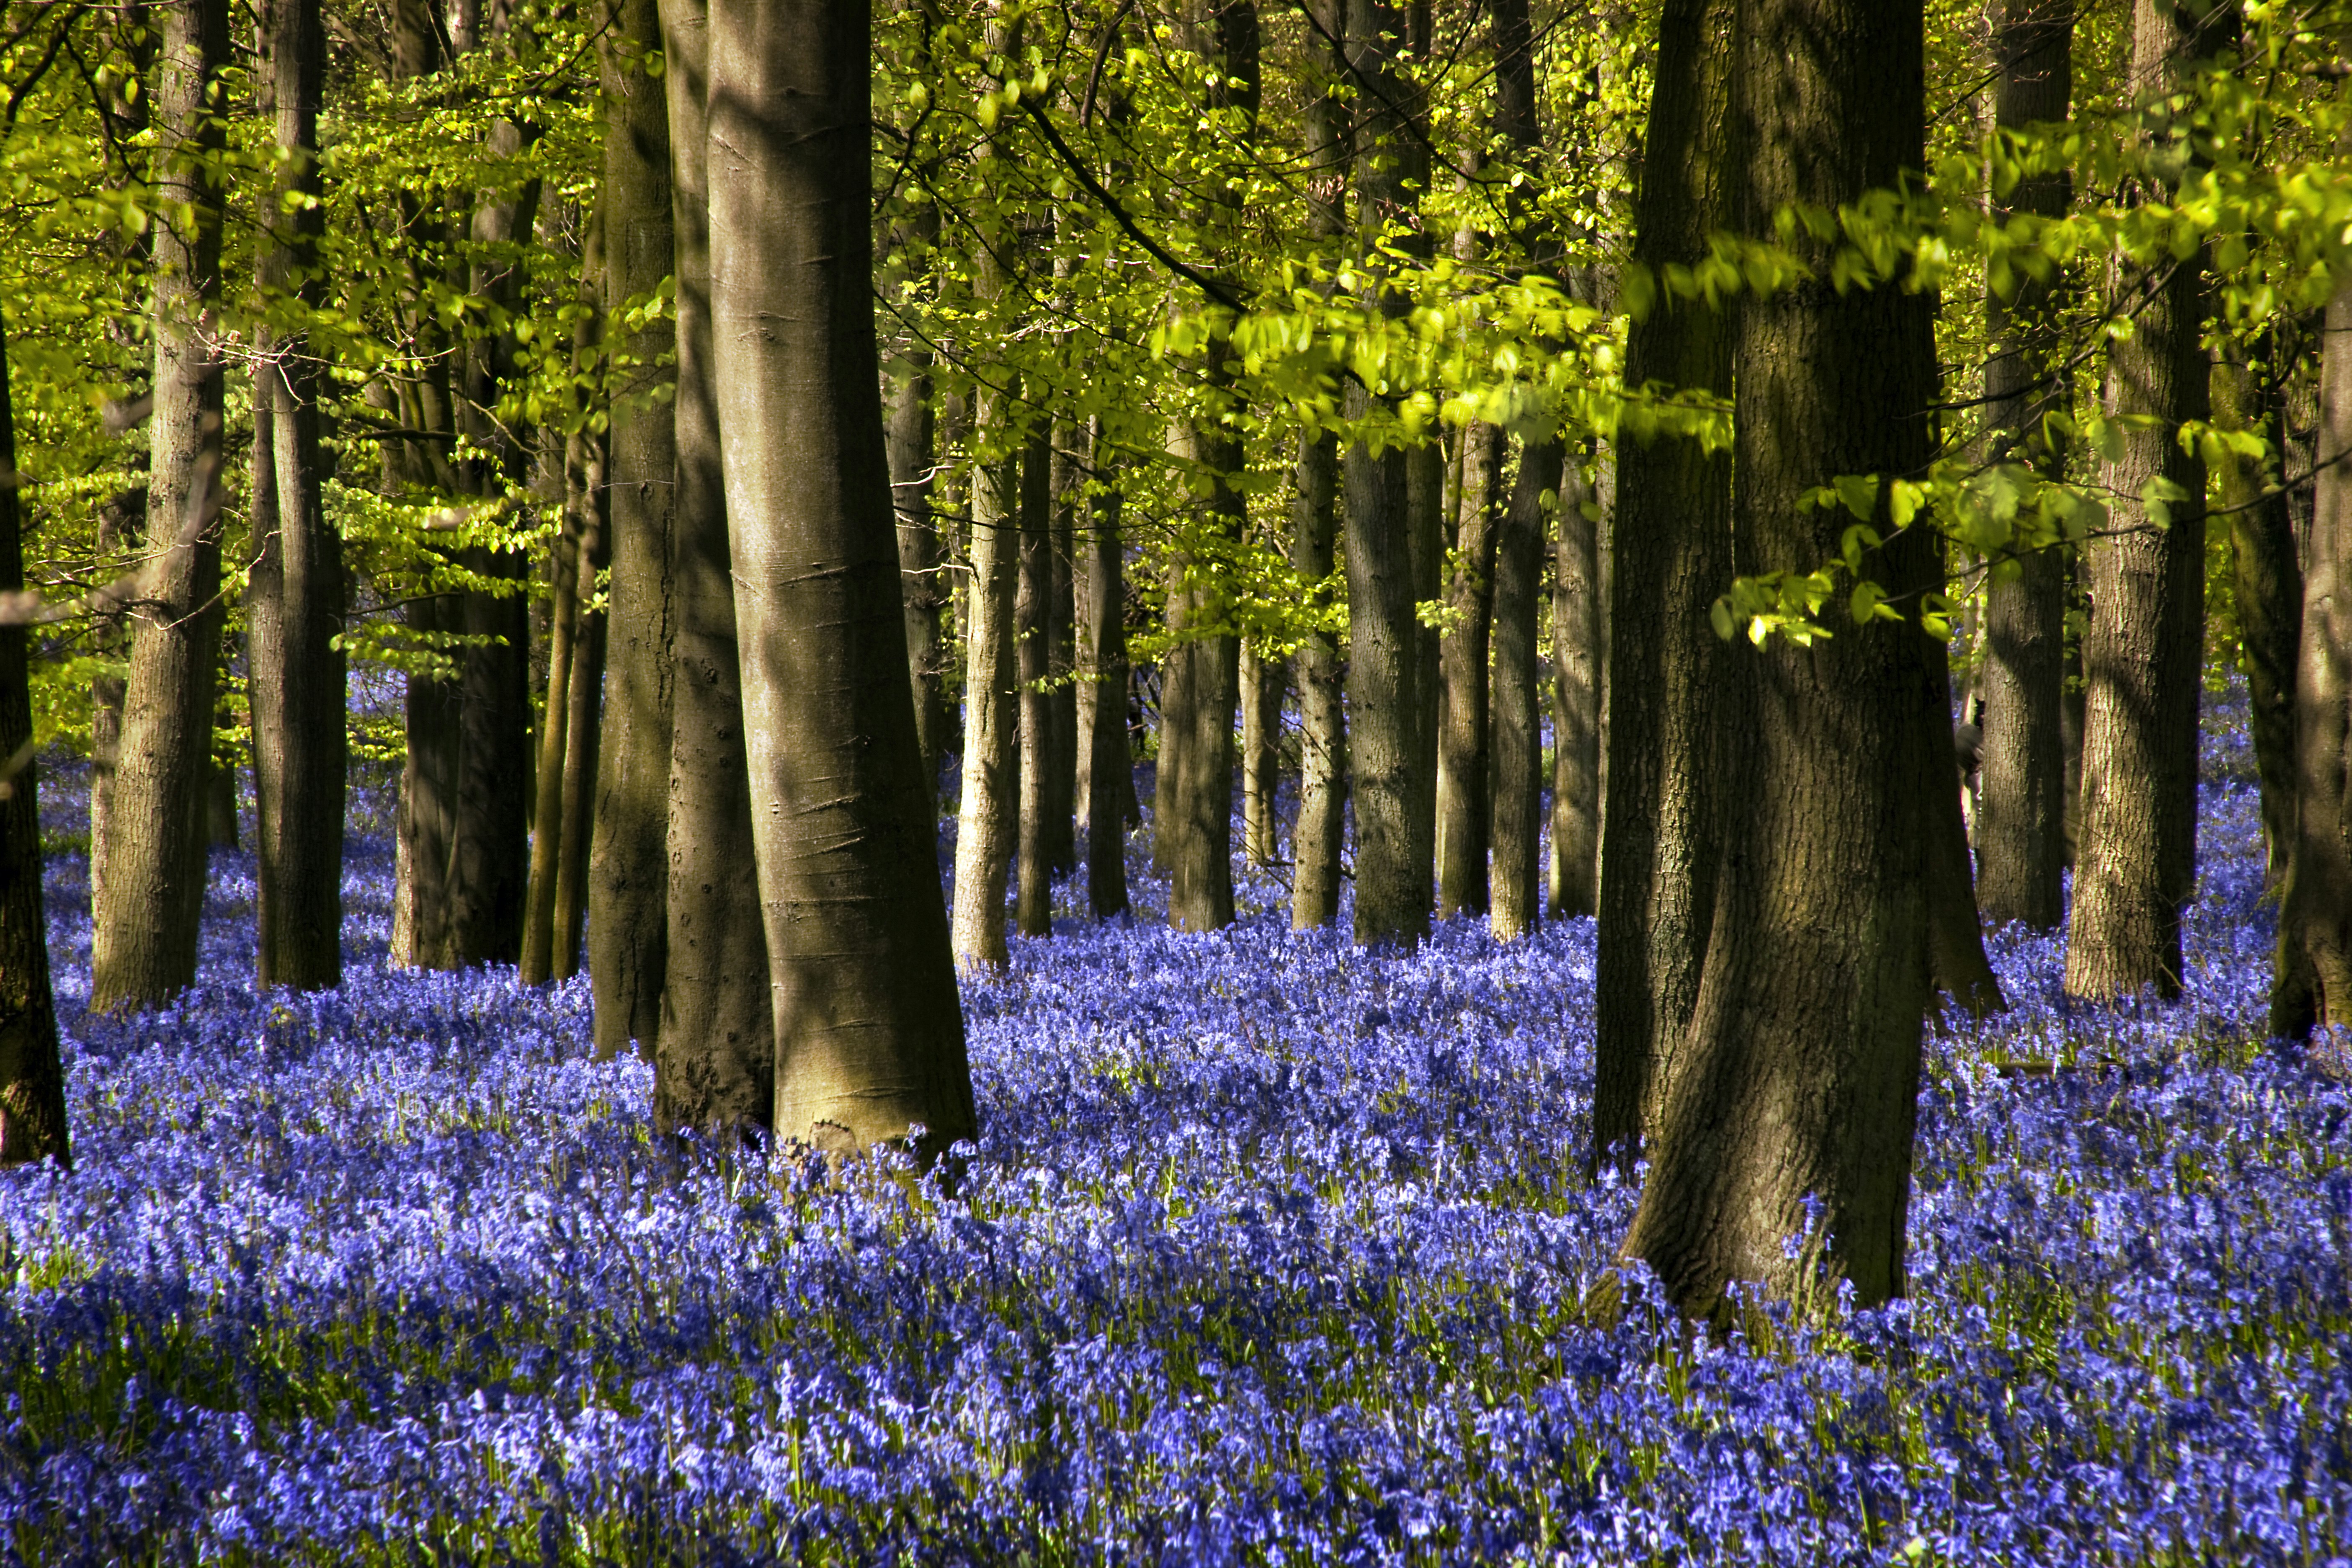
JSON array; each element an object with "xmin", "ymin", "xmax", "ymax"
[{"xmin": 706, "ymin": 0, "xmax": 979, "ymax": 1153}]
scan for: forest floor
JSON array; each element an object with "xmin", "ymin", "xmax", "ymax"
[{"xmin": 2, "ymin": 688, "xmax": 2347, "ymax": 1564}]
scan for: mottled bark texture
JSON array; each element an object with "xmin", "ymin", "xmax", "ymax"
[
  {"xmin": 1591, "ymin": 0, "xmax": 1736, "ymax": 1167},
  {"xmin": 1084, "ymin": 419, "xmax": 1132, "ymax": 918},
  {"xmin": 248, "ymin": 0, "xmax": 344, "ymax": 992},
  {"xmin": 523, "ymin": 217, "xmax": 602, "ymax": 988},
  {"xmin": 1345, "ymin": 0, "xmax": 1433, "ymax": 947},
  {"xmin": 2213, "ymin": 342, "xmax": 2300, "ymax": 888},
  {"xmin": 91, "ymin": 0, "xmax": 229, "ymax": 1012},
  {"xmin": 656, "ymin": 0, "xmax": 770, "ymax": 1137},
  {"xmin": 1289, "ymin": 0, "xmax": 1348, "ymax": 931},
  {"xmin": 953, "ymin": 434, "xmax": 1021, "ymax": 970},
  {"xmin": 1017, "ymin": 426, "xmax": 1056, "ymax": 937},
  {"xmin": 1619, "ymin": 0, "xmax": 1939, "ymax": 1318},
  {"xmin": 706, "ymin": 0, "xmax": 977, "ymax": 1155},
  {"xmin": 1493, "ymin": 439, "xmax": 1558, "ymax": 940},
  {"xmin": 1484, "ymin": 0, "xmax": 1576, "ymax": 935},
  {"xmin": 1157, "ymin": 0, "xmax": 1257, "ymax": 933},
  {"xmin": 2272, "ymin": 271, "xmax": 2352, "ymax": 1037},
  {"xmin": 1437, "ymin": 424, "xmax": 1499, "ymax": 919},
  {"xmin": 0, "ymin": 309, "xmax": 71, "ymax": 1164},
  {"xmin": 2064, "ymin": 0, "xmax": 2211, "ymax": 1002},
  {"xmin": 588, "ymin": 0, "xmax": 678, "ymax": 1054},
  {"xmin": 1975, "ymin": 0, "xmax": 2074, "ymax": 932}
]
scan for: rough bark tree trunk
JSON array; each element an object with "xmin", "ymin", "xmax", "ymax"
[
  {"xmin": 1975, "ymin": 0, "xmax": 2073, "ymax": 932},
  {"xmin": 2272, "ymin": 267, "xmax": 2352, "ymax": 1036},
  {"xmin": 248, "ymin": 0, "xmax": 344, "ymax": 993},
  {"xmin": 706, "ymin": 0, "xmax": 978, "ymax": 1154},
  {"xmin": 0, "ymin": 307, "xmax": 71, "ymax": 1164},
  {"xmin": 1437, "ymin": 423, "xmax": 1498, "ymax": 919},
  {"xmin": 90, "ymin": 0, "xmax": 230, "ymax": 1012},
  {"xmin": 1289, "ymin": 0, "xmax": 1347, "ymax": 932},
  {"xmin": 587, "ymin": 0, "xmax": 677, "ymax": 1054},
  {"xmin": 1085, "ymin": 418, "xmax": 1132, "ymax": 917},
  {"xmin": 1620, "ymin": 0, "xmax": 1938, "ymax": 1317},
  {"xmin": 1345, "ymin": 0, "xmax": 1432, "ymax": 948},
  {"xmin": 2064, "ymin": 0, "xmax": 2210, "ymax": 1002},
  {"xmin": 1591, "ymin": 0, "xmax": 1737, "ymax": 1167},
  {"xmin": 2214, "ymin": 340, "xmax": 2300, "ymax": 888},
  {"xmin": 1017, "ymin": 426, "xmax": 1056, "ymax": 937},
  {"xmin": 655, "ymin": 0, "xmax": 771, "ymax": 1137}
]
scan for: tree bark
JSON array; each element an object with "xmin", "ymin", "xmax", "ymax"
[
  {"xmin": 1620, "ymin": 0, "xmax": 1937, "ymax": 1316},
  {"xmin": 0, "ymin": 307, "xmax": 71, "ymax": 1164},
  {"xmin": 1492, "ymin": 438, "xmax": 1558, "ymax": 939},
  {"xmin": 2064, "ymin": 0, "xmax": 2210, "ymax": 1002},
  {"xmin": 553, "ymin": 499, "xmax": 605, "ymax": 978},
  {"xmin": 1240, "ymin": 643, "xmax": 1284, "ymax": 870},
  {"xmin": 1017, "ymin": 425, "xmax": 1055, "ymax": 936},
  {"xmin": 247, "ymin": 0, "xmax": 344, "ymax": 993},
  {"xmin": 1975, "ymin": 0, "xmax": 2073, "ymax": 931},
  {"xmin": 655, "ymin": 0, "xmax": 771, "ymax": 1137},
  {"xmin": 1549, "ymin": 454, "xmax": 1603, "ymax": 918},
  {"xmin": 90, "ymin": 0, "xmax": 230, "ymax": 1012},
  {"xmin": 706, "ymin": 0, "xmax": 978, "ymax": 1155},
  {"xmin": 1927, "ymin": 634, "xmax": 2006, "ymax": 1015},
  {"xmin": 1048, "ymin": 422, "xmax": 1079, "ymax": 874},
  {"xmin": 953, "ymin": 433, "xmax": 1020, "ymax": 970},
  {"xmin": 1437, "ymin": 423, "xmax": 1498, "ymax": 919},
  {"xmin": 2272, "ymin": 270, "xmax": 2352, "ymax": 1036},
  {"xmin": 1591, "ymin": 0, "xmax": 1737, "ymax": 1167},
  {"xmin": 588, "ymin": 0, "xmax": 677, "ymax": 1054},
  {"xmin": 1289, "ymin": 0, "xmax": 1347, "ymax": 932},
  {"xmin": 1345, "ymin": 0, "xmax": 1432, "ymax": 948},
  {"xmin": 1084, "ymin": 418, "xmax": 1132, "ymax": 917},
  {"xmin": 2214, "ymin": 340, "xmax": 2300, "ymax": 888},
  {"xmin": 884, "ymin": 4, "xmax": 946, "ymax": 799}
]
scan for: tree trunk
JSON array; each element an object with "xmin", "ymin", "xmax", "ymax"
[
  {"xmin": 0, "ymin": 307, "xmax": 71, "ymax": 1164},
  {"xmin": 1620, "ymin": 0, "xmax": 1937, "ymax": 1317},
  {"xmin": 2064, "ymin": 0, "xmax": 2210, "ymax": 1002},
  {"xmin": 521, "ymin": 254, "xmax": 595, "ymax": 987},
  {"xmin": 1017, "ymin": 425, "xmax": 1055, "ymax": 937},
  {"xmin": 706, "ymin": 0, "xmax": 978, "ymax": 1155},
  {"xmin": 1926, "ymin": 636, "xmax": 2006, "ymax": 1015},
  {"xmin": 2272, "ymin": 270, "xmax": 2352, "ymax": 1036},
  {"xmin": 392, "ymin": 592, "xmax": 460, "ymax": 968},
  {"xmin": 1084, "ymin": 418, "xmax": 1132, "ymax": 918},
  {"xmin": 1289, "ymin": 0, "xmax": 1347, "ymax": 932},
  {"xmin": 2214, "ymin": 340, "xmax": 2300, "ymax": 888},
  {"xmin": 1492, "ymin": 438, "xmax": 1558, "ymax": 939},
  {"xmin": 1345, "ymin": 0, "xmax": 1432, "ymax": 948},
  {"xmin": 553, "ymin": 499, "xmax": 605, "ymax": 978},
  {"xmin": 1048, "ymin": 422, "xmax": 1079, "ymax": 874},
  {"xmin": 1974, "ymin": 0, "xmax": 2073, "ymax": 932},
  {"xmin": 1240, "ymin": 643, "xmax": 1284, "ymax": 870},
  {"xmin": 655, "ymin": 0, "xmax": 771, "ymax": 1138},
  {"xmin": 1591, "ymin": 0, "xmax": 1738, "ymax": 1168},
  {"xmin": 1550, "ymin": 453, "xmax": 1603, "ymax": 918},
  {"xmin": 888, "ymin": 364, "xmax": 946, "ymax": 796},
  {"xmin": 249, "ymin": 0, "xmax": 343, "ymax": 994},
  {"xmin": 1437, "ymin": 423, "xmax": 1498, "ymax": 919},
  {"xmin": 588, "ymin": 0, "xmax": 677, "ymax": 1055},
  {"xmin": 953, "ymin": 434, "xmax": 1020, "ymax": 970},
  {"xmin": 90, "ymin": 0, "xmax": 229, "ymax": 1012}
]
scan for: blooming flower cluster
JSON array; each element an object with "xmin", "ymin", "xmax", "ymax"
[{"xmin": 2, "ymin": 691, "xmax": 2347, "ymax": 1564}]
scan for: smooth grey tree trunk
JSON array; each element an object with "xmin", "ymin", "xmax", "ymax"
[
  {"xmin": 1084, "ymin": 418, "xmax": 1132, "ymax": 917},
  {"xmin": 0, "ymin": 307, "xmax": 71, "ymax": 1163},
  {"xmin": 1048, "ymin": 418, "xmax": 1079, "ymax": 874},
  {"xmin": 588, "ymin": 0, "xmax": 678, "ymax": 1054},
  {"xmin": 656, "ymin": 0, "xmax": 771, "ymax": 1137},
  {"xmin": 2064, "ymin": 0, "xmax": 2210, "ymax": 1002},
  {"xmin": 706, "ymin": 0, "xmax": 978, "ymax": 1155},
  {"xmin": 91, "ymin": 0, "xmax": 229, "ymax": 1012},
  {"xmin": 249, "ymin": 0, "xmax": 343, "ymax": 992},
  {"xmin": 1437, "ymin": 424, "xmax": 1498, "ymax": 919},
  {"xmin": 1975, "ymin": 0, "xmax": 2073, "ymax": 931},
  {"xmin": 1240, "ymin": 644, "xmax": 1284, "ymax": 870},
  {"xmin": 1492, "ymin": 438, "xmax": 1558, "ymax": 940},
  {"xmin": 1017, "ymin": 426, "xmax": 1056, "ymax": 937},
  {"xmin": 952, "ymin": 434, "xmax": 1020, "ymax": 970},
  {"xmin": 2214, "ymin": 341, "xmax": 2300, "ymax": 887}
]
